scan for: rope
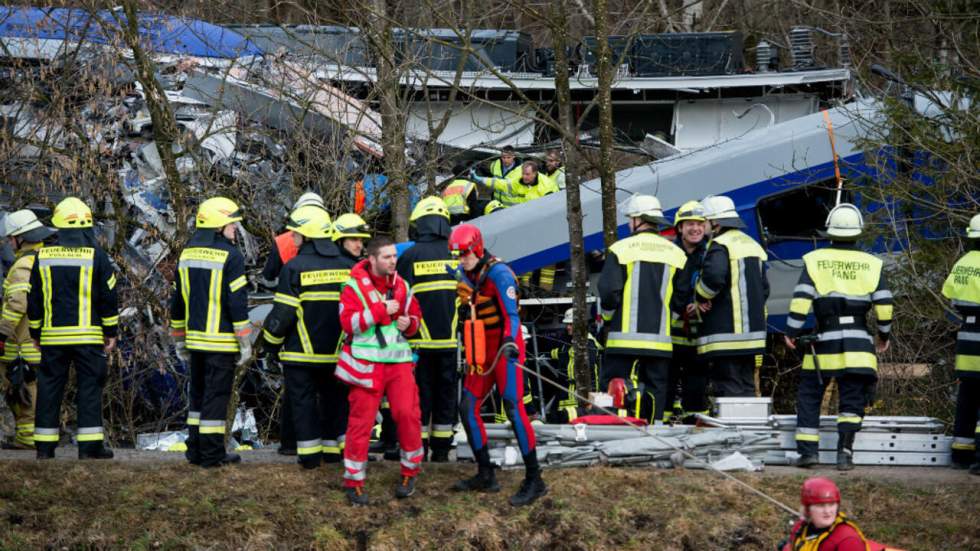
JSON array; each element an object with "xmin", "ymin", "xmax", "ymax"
[
  {"xmin": 499, "ymin": 353, "xmax": 801, "ymax": 518},
  {"xmin": 822, "ymin": 110, "xmax": 844, "ymax": 206}
]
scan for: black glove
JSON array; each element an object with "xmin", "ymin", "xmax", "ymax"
[{"xmin": 501, "ymin": 336, "xmax": 518, "ymax": 359}]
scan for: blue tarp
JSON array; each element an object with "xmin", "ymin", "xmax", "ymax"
[{"xmin": 0, "ymin": 7, "xmax": 262, "ymax": 58}]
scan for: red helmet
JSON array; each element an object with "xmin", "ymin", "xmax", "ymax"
[
  {"xmin": 449, "ymin": 224, "xmax": 484, "ymax": 258},
  {"xmin": 801, "ymin": 477, "xmax": 841, "ymax": 506}
]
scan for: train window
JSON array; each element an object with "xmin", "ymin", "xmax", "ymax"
[{"xmin": 757, "ymin": 179, "xmax": 848, "ymax": 241}]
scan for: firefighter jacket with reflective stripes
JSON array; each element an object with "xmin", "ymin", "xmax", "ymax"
[
  {"xmin": 170, "ymin": 230, "xmax": 250, "ymax": 353},
  {"xmin": 262, "ymin": 240, "xmax": 354, "ymax": 365},
  {"xmin": 549, "ymin": 333, "xmax": 601, "ymax": 417},
  {"xmin": 669, "ymin": 236, "xmax": 709, "ymax": 347},
  {"xmin": 335, "ymin": 259, "xmax": 422, "ymax": 389},
  {"xmin": 27, "ymin": 232, "xmax": 119, "ymax": 347},
  {"xmin": 598, "ymin": 230, "xmax": 687, "ymax": 359},
  {"xmin": 485, "ymin": 172, "xmax": 558, "ymax": 208},
  {"xmin": 942, "ymin": 248, "xmax": 980, "ymax": 378},
  {"xmin": 442, "ymin": 179, "xmax": 478, "ymax": 216},
  {"xmin": 260, "ymin": 230, "xmax": 299, "ymax": 283},
  {"xmin": 396, "ymin": 218, "xmax": 458, "ymax": 350},
  {"xmin": 785, "ymin": 243, "xmax": 893, "ymax": 375},
  {"xmin": 1, "ymin": 242, "xmax": 42, "ymax": 364},
  {"xmin": 695, "ymin": 229, "xmax": 769, "ymax": 357}
]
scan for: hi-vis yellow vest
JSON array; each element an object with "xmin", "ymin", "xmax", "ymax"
[{"xmin": 943, "ymin": 250, "xmax": 980, "ymax": 376}]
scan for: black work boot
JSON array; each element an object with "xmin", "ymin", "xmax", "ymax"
[
  {"xmin": 796, "ymin": 454, "xmax": 819, "ymax": 469},
  {"xmin": 452, "ymin": 448, "xmax": 499, "ymax": 492},
  {"xmin": 79, "ymin": 445, "xmax": 114, "ymax": 460},
  {"xmin": 395, "ymin": 476, "xmax": 416, "ymax": 499},
  {"xmin": 203, "ymin": 453, "xmax": 242, "ymax": 468},
  {"xmin": 430, "ymin": 448, "xmax": 450, "ymax": 463},
  {"xmin": 969, "ymin": 463, "xmax": 980, "ymax": 476},
  {"xmin": 345, "ymin": 486, "xmax": 369, "ymax": 506},
  {"xmin": 509, "ymin": 452, "xmax": 547, "ymax": 507},
  {"xmin": 36, "ymin": 447, "xmax": 55, "ymax": 460},
  {"xmin": 836, "ymin": 432, "xmax": 855, "ymax": 471}
]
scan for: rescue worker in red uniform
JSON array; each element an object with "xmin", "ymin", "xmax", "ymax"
[
  {"xmin": 336, "ymin": 236, "xmax": 424, "ymax": 505},
  {"xmin": 780, "ymin": 477, "xmax": 884, "ymax": 551},
  {"xmin": 449, "ymin": 224, "xmax": 547, "ymax": 507}
]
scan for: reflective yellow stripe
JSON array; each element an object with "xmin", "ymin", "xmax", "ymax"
[
  {"xmin": 621, "ymin": 263, "xmax": 634, "ymax": 331},
  {"xmin": 78, "ymin": 265, "xmax": 92, "ymax": 329},
  {"xmin": 102, "ymin": 315, "xmax": 119, "ymax": 327},
  {"xmin": 298, "ymin": 291, "xmax": 340, "ymax": 301},
  {"xmin": 874, "ymin": 304, "xmax": 893, "ymax": 320},
  {"xmin": 279, "ymin": 351, "xmax": 339, "ymax": 363},
  {"xmin": 795, "ymin": 433, "xmax": 820, "ymax": 442},
  {"xmin": 229, "ymin": 275, "xmax": 247, "ymax": 292},
  {"xmin": 606, "ymin": 338, "xmax": 672, "ymax": 352},
  {"xmin": 262, "ymin": 329, "xmax": 285, "ymax": 345},
  {"xmin": 697, "ymin": 338, "xmax": 767, "ymax": 355},
  {"xmin": 76, "ymin": 432, "xmax": 104, "ymax": 442},
  {"xmin": 730, "ymin": 259, "xmax": 742, "ymax": 332},
  {"xmin": 107, "ymin": 273, "xmax": 116, "ymax": 290},
  {"xmin": 42, "ymin": 265, "xmax": 53, "ymax": 327},
  {"xmin": 837, "ymin": 415, "xmax": 863, "ymax": 424},
  {"xmin": 789, "ymin": 297, "xmax": 812, "ymax": 316},
  {"xmin": 274, "ymin": 293, "xmax": 301, "ymax": 307},
  {"xmin": 34, "ymin": 433, "xmax": 59, "ymax": 442},
  {"xmin": 802, "ymin": 351, "xmax": 877, "ymax": 372},
  {"xmin": 411, "ymin": 281, "xmax": 458, "ymax": 293}
]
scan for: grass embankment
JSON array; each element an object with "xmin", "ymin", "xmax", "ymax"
[{"xmin": 0, "ymin": 460, "xmax": 977, "ymax": 550}]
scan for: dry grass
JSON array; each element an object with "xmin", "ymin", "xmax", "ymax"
[{"xmin": 0, "ymin": 459, "xmax": 977, "ymax": 550}]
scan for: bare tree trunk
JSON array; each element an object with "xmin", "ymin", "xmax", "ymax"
[
  {"xmin": 552, "ymin": 0, "xmax": 593, "ymax": 400},
  {"xmin": 593, "ymin": 0, "xmax": 619, "ymax": 248},
  {"xmin": 117, "ymin": 0, "xmax": 189, "ymax": 243},
  {"xmin": 369, "ymin": 0, "xmax": 411, "ymax": 240}
]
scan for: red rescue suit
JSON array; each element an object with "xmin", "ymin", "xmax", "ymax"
[
  {"xmin": 782, "ymin": 514, "xmax": 895, "ymax": 551},
  {"xmin": 458, "ymin": 257, "xmax": 536, "ymax": 455},
  {"xmin": 336, "ymin": 260, "xmax": 423, "ymax": 488}
]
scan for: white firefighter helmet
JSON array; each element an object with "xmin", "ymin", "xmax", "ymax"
[{"xmin": 823, "ymin": 203, "xmax": 864, "ymax": 239}]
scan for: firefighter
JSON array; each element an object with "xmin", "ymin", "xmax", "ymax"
[
  {"xmin": 544, "ymin": 149, "xmax": 566, "ymax": 190},
  {"xmin": 450, "ymin": 224, "xmax": 547, "ymax": 506},
  {"xmin": 784, "ymin": 204, "xmax": 892, "ymax": 471},
  {"xmin": 170, "ymin": 197, "xmax": 251, "ymax": 468},
  {"xmin": 470, "ymin": 160, "xmax": 558, "ymax": 208},
  {"xmin": 261, "ymin": 191, "xmax": 323, "ymax": 457},
  {"xmin": 336, "ymin": 236, "xmax": 424, "ymax": 505},
  {"xmin": 333, "ymin": 213, "xmax": 371, "ymax": 263},
  {"xmin": 547, "ymin": 308, "xmax": 601, "ymax": 423},
  {"xmin": 941, "ymin": 213, "xmax": 980, "ymax": 474},
  {"xmin": 779, "ymin": 477, "xmax": 874, "ymax": 551},
  {"xmin": 396, "ymin": 197, "xmax": 459, "ymax": 462},
  {"xmin": 262, "ymin": 205, "xmax": 354, "ymax": 468},
  {"xmin": 442, "ymin": 165, "xmax": 482, "ymax": 225},
  {"xmin": 695, "ymin": 194, "xmax": 769, "ymax": 398},
  {"xmin": 260, "ymin": 192, "xmax": 325, "ymax": 288},
  {"xmin": 598, "ymin": 194, "xmax": 687, "ymax": 424},
  {"xmin": 27, "ymin": 197, "xmax": 118, "ymax": 460},
  {"xmin": 668, "ymin": 201, "xmax": 712, "ymax": 421},
  {"xmin": 0, "ymin": 210, "xmax": 54, "ymax": 449}
]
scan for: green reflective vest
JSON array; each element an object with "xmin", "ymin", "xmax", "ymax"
[{"xmin": 344, "ymin": 280, "xmax": 414, "ymax": 364}]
